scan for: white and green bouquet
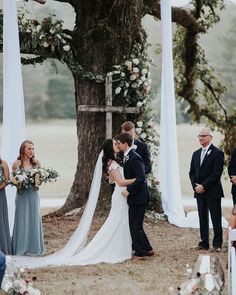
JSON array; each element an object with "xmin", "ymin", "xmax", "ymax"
[{"xmin": 10, "ymin": 167, "xmax": 59, "ymax": 192}]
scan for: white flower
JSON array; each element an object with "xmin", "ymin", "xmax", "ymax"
[
  {"xmin": 50, "ymin": 28, "xmax": 55, "ymax": 34},
  {"xmin": 133, "ymin": 67, "xmax": 139, "ymax": 73},
  {"xmin": 141, "ymin": 68, "xmax": 148, "ymax": 75},
  {"xmin": 137, "ymin": 121, "xmax": 143, "ymax": 128},
  {"xmin": 136, "ymin": 101, "xmax": 143, "ymax": 107},
  {"xmin": 36, "ymin": 25, "xmax": 41, "ymax": 32},
  {"xmin": 20, "ymin": 268, "xmax": 25, "ymax": 273},
  {"xmin": 130, "ymin": 74, "xmax": 137, "ymax": 81},
  {"xmin": 39, "ymin": 35, "xmax": 44, "ymax": 40},
  {"xmin": 43, "ymin": 41, "xmax": 49, "ymax": 48},
  {"xmin": 123, "ymin": 89, "xmax": 128, "ymax": 97},
  {"xmin": 56, "ymin": 33, "xmax": 62, "ymax": 40},
  {"xmin": 125, "ymin": 61, "xmax": 132, "ymax": 70},
  {"xmin": 26, "ymin": 28, "xmax": 31, "ymax": 33},
  {"xmin": 141, "ymin": 76, "xmax": 146, "ymax": 82},
  {"xmin": 115, "ymin": 87, "xmax": 122, "ymax": 95},
  {"xmin": 63, "ymin": 45, "xmax": 70, "ymax": 51},
  {"xmin": 106, "ymin": 72, "xmax": 113, "ymax": 77},
  {"xmin": 140, "ymin": 132, "xmax": 147, "ymax": 139},
  {"xmin": 136, "ymin": 127, "xmax": 142, "ymax": 134},
  {"xmin": 121, "ymin": 72, "xmax": 126, "ymax": 77},
  {"xmin": 132, "ymin": 58, "xmax": 139, "ymax": 65},
  {"xmin": 125, "ymin": 82, "xmax": 130, "ymax": 88}
]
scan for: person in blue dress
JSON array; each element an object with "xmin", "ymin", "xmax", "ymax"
[
  {"xmin": 0, "ymin": 158, "xmax": 12, "ymax": 254},
  {"xmin": 12, "ymin": 140, "xmax": 45, "ymax": 256}
]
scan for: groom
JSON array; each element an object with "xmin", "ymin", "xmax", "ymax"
[{"xmin": 115, "ymin": 133, "xmax": 154, "ymax": 260}]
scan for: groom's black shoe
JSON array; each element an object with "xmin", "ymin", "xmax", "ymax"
[{"xmin": 146, "ymin": 250, "xmax": 156, "ymax": 257}]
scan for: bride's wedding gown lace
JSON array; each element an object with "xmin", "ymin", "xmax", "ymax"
[{"xmin": 9, "ymin": 153, "xmax": 132, "ymax": 268}]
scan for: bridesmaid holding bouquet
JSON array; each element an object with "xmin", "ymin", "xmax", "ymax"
[{"xmin": 12, "ymin": 140, "xmax": 45, "ymax": 256}]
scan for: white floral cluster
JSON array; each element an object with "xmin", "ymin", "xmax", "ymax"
[
  {"xmin": 18, "ymin": 11, "xmax": 71, "ymax": 54},
  {"xmin": 1, "ymin": 257, "xmax": 41, "ymax": 295},
  {"xmin": 106, "ymin": 44, "xmax": 159, "ymax": 159},
  {"xmin": 107, "ymin": 44, "xmax": 152, "ymax": 101},
  {"xmin": 10, "ymin": 167, "xmax": 59, "ymax": 192}
]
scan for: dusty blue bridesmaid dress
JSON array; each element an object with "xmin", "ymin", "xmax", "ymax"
[
  {"xmin": 0, "ymin": 166, "xmax": 12, "ymax": 254},
  {"xmin": 12, "ymin": 184, "xmax": 45, "ymax": 256}
]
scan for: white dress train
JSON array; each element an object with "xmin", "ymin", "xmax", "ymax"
[{"xmin": 8, "ymin": 155, "xmax": 132, "ymax": 269}]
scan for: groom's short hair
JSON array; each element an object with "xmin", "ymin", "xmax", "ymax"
[{"xmin": 115, "ymin": 133, "xmax": 133, "ymax": 147}]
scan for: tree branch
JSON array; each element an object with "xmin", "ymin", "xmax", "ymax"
[{"xmin": 143, "ymin": 0, "xmax": 205, "ymax": 33}]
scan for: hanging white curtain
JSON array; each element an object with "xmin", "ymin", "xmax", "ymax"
[
  {"xmin": 159, "ymin": 0, "xmax": 228, "ymax": 229},
  {"xmin": 1, "ymin": 0, "xmax": 25, "ymax": 234}
]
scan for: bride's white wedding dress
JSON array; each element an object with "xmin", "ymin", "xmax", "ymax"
[{"xmin": 8, "ymin": 152, "xmax": 132, "ymax": 269}]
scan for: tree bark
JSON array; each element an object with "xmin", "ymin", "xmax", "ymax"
[{"xmin": 58, "ymin": 0, "xmax": 146, "ymax": 213}]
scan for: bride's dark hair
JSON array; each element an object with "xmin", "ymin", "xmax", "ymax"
[{"xmin": 101, "ymin": 139, "xmax": 116, "ymax": 175}]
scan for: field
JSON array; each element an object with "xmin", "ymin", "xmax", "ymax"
[{"xmin": 22, "ymin": 120, "xmax": 231, "ymax": 202}]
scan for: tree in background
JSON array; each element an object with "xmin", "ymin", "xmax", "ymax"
[
  {"xmin": 0, "ymin": 0, "xmax": 230, "ymax": 213},
  {"xmin": 173, "ymin": 0, "xmax": 236, "ymax": 159}
]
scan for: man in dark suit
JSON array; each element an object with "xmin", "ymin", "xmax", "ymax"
[
  {"xmin": 121, "ymin": 121, "xmax": 152, "ymax": 174},
  {"xmin": 0, "ymin": 251, "xmax": 6, "ymax": 288},
  {"xmin": 115, "ymin": 133, "xmax": 154, "ymax": 261},
  {"xmin": 189, "ymin": 127, "xmax": 224, "ymax": 252},
  {"xmin": 228, "ymin": 148, "xmax": 236, "ymax": 205}
]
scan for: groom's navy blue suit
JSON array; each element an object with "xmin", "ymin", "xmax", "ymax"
[
  {"xmin": 189, "ymin": 144, "xmax": 224, "ymax": 249},
  {"xmin": 228, "ymin": 148, "xmax": 236, "ymax": 205},
  {"xmin": 123, "ymin": 149, "xmax": 152, "ymax": 256}
]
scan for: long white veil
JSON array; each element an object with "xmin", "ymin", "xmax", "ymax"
[{"xmin": 10, "ymin": 151, "xmax": 103, "ymax": 268}]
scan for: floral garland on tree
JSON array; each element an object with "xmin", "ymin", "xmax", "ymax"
[{"xmin": 106, "ymin": 43, "xmax": 162, "ymax": 213}]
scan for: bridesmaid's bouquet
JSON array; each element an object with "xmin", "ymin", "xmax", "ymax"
[{"xmin": 10, "ymin": 167, "xmax": 59, "ymax": 191}]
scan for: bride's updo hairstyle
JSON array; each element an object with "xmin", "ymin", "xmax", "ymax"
[
  {"xmin": 101, "ymin": 139, "xmax": 116, "ymax": 175},
  {"xmin": 17, "ymin": 140, "xmax": 37, "ymax": 168}
]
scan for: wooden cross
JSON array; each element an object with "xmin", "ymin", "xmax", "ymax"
[{"xmin": 78, "ymin": 76, "xmax": 140, "ymax": 138}]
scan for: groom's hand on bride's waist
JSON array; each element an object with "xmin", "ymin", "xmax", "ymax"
[{"xmin": 122, "ymin": 189, "xmax": 129, "ymax": 197}]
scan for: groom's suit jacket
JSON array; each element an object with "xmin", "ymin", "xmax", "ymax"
[
  {"xmin": 123, "ymin": 149, "xmax": 149, "ymax": 206},
  {"xmin": 189, "ymin": 144, "xmax": 224, "ymax": 199},
  {"xmin": 228, "ymin": 148, "xmax": 236, "ymax": 196},
  {"xmin": 134, "ymin": 139, "xmax": 152, "ymax": 175}
]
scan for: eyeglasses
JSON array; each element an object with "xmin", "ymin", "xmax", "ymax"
[{"xmin": 198, "ymin": 135, "xmax": 210, "ymax": 138}]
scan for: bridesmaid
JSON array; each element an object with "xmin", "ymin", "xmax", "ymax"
[
  {"xmin": 0, "ymin": 158, "xmax": 12, "ymax": 254},
  {"xmin": 12, "ymin": 140, "xmax": 45, "ymax": 256}
]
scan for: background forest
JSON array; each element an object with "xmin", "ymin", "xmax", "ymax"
[{"xmin": 0, "ymin": 1, "xmax": 236, "ymax": 122}]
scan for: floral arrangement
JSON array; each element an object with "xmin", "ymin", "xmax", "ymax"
[
  {"xmin": 10, "ymin": 167, "xmax": 59, "ymax": 192},
  {"xmin": 177, "ymin": 255, "xmax": 225, "ymax": 295},
  {"xmin": 1, "ymin": 257, "xmax": 41, "ymax": 295}
]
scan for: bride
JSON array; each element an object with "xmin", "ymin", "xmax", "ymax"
[{"xmin": 10, "ymin": 139, "xmax": 135, "ymax": 268}]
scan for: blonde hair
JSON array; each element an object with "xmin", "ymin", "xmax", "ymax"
[{"xmin": 17, "ymin": 140, "xmax": 37, "ymax": 167}]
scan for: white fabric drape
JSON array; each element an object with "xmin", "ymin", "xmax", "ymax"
[
  {"xmin": 159, "ymin": 0, "xmax": 227, "ymax": 229},
  {"xmin": 1, "ymin": 0, "xmax": 25, "ymax": 234},
  {"xmin": 159, "ymin": 0, "xmax": 188, "ymax": 226}
]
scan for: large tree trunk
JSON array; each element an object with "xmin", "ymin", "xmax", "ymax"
[{"xmin": 58, "ymin": 0, "xmax": 146, "ymax": 213}]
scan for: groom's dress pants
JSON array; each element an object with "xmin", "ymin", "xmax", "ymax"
[{"xmin": 129, "ymin": 203, "xmax": 152, "ymax": 256}]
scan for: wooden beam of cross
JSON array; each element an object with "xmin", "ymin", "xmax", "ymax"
[{"xmin": 78, "ymin": 76, "xmax": 140, "ymax": 138}]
